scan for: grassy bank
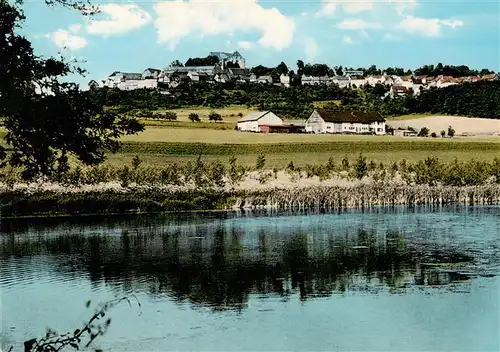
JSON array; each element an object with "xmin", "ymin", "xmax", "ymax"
[
  {"xmin": 2, "ymin": 184, "xmax": 499, "ymax": 217},
  {"xmin": 1, "ymin": 155, "xmax": 499, "ymax": 217}
]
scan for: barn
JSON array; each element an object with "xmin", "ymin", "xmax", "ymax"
[
  {"xmin": 259, "ymin": 124, "xmax": 305, "ymax": 133},
  {"xmin": 237, "ymin": 111, "xmax": 283, "ymax": 132},
  {"xmin": 305, "ymin": 109, "xmax": 386, "ymax": 135}
]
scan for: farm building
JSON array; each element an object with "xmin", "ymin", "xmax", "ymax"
[
  {"xmin": 259, "ymin": 124, "xmax": 305, "ymax": 133},
  {"xmin": 305, "ymin": 109, "xmax": 386, "ymax": 135},
  {"xmin": 393, "ymin": 129, "xmax": 418, "ymax": 137},
  {"xmin": 237, "ymin": 111, "xmax": 283, "ymax": 132}
]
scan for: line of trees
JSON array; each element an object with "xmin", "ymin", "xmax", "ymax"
[
  {"xmin": 88, "ymin": 80, "xmax": 500, "ymax": 119},
  {"xmin": 167, "ymin": 59, "xmax": 495, "ymax": 79}
]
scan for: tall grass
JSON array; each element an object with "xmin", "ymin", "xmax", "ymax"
[{"xmin": 1, "ymin": 155, "xmax": 499, "ymax": 216}]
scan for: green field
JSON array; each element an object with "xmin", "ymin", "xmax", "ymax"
[
  {"xmin": 1, "ymin": 107, "xmax": 499, "ymax": 169},
  {"xmin": 109, "ymin": 125, "xmax": 500, "ymax": 168}
]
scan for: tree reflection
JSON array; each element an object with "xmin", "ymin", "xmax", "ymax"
[{"xmin": 0, "ymin": 223, "xmax": 476, "ymax": 311}]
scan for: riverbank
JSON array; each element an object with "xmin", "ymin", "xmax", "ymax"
[{"xmin": 2, "ymin": 179, "xmax": 499, "ymax": 217}]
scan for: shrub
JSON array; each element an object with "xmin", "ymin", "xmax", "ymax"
[
  {"xmin": 209, "ymin": 160, "xmax": 226, "ymax": 188},
  {"xmin": 440, "ymin": 130, "xmax": 446, "ymax": 138},
  {"xmin": 227, "ymin": 156, "xmax": 246, "ymax": 188},
  {"xmin": 341, "ymin": 156, "xmax": 349, "ymax": 171},
  {"xmin": 255, "ymin": 153, "xmax": 266, "ymax": 171},
  {"xmin": 447, "ymin": 125, "xmax": 455, "ymax": 138},
  {"xmin": 188, "ymin": 113, "xmax": 200, "ymax": 122},
  {"xmin": 354, "ymin": 153, "xmax": 368, "ymax": 180},
  {"xmin": 208, "ymin": 111, "xmax": 223, "ymax": 122},
  {"xmin": 131, "ymin": 155, "xmax": 142, "ymax": 170},
  {"xmin": 326, "ymin": 157, "xmax": 336, "ymax": 172},
  {"xmin": 418, "ymin": 127, "xmax": 429, "ymax": 137},
  {"xmin": 164, "ymin": 111, "xmax": 177, "ymax": 121},
  {"xmin": 431, "ymin": 132, "xmax": 437, "ymax": 138}
]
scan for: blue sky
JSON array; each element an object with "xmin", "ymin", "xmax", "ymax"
[{"xmin": 21, "ymin": 0, "xmax": 499, "ymax": 85}]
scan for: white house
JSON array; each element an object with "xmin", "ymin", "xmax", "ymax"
[
  {"xmin": 280, "ymin": 73, "xmax": 291, "ymax": 87},
  {"xmin": 142, "ymin": 68, "xmax": 161, "ymax": 79},
  {"xmin": 331, "ymin": 76, "xmax": 350, "ymax": 88},
  {"xmin": 237, "ymin": 111, "xmax": 283, "ymax": 132},
  {"xmin": 257, "ymin": 75, "xmax": 273, "ymax": 84},
  {"xmin": 366, "ymin": 75, "xmax": 386, "ymax": 86},
  {"xmin": 349, "ymin": 75, "xmax": 367, "ymax": 88},
  {"xmin": 304, "ymin": 109, "xmax": 386, "ymax": 135}
]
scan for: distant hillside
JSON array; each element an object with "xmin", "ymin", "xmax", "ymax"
[
  {"xmin": 87, "ymin": 80, "xmax": 500, "ymax": 120},
  {"xmin": 410, "ymin": 81, "xmax": 500, "ymax": 119}
]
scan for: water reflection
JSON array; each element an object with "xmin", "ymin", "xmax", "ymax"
[{"xmin": 1, "ymin": 217, "xmax": 486, "ymax": 311}]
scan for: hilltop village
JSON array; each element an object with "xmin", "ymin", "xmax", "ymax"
[{"xmin": 89, "ymin": 51, "xmax": 500, "ymax": 98}]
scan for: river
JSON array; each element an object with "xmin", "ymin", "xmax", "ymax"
[{"xmin": 1, "ymin": 206, "xmax": 499, "ymax": 351}]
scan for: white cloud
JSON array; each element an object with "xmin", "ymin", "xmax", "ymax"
[
  {"xmin": 337, "ymin": 19, "xmax": 382, "ymax": 30},
  {"xmin": 383, "ymin": 32, "xmax": 401, "ymax": 41},
  {"xmin": 399, "ymin": 16, "xmax": 464, "ymax": 37},
  {"xmin": 303, "ymin": 37, "xmax": 318, "ymax": 62},
  {"xmin": 46, "ymin": 29, "xmax": 88, "ymax": 51},
  {"xmin": 389, "ymin": 0, "xmax": 417, "ymax": 15},
  {"xmin": 69, "ymin": 24, "xmax": 82, "ymax": 33},
  {"xmin": 316, "ymin": 0, "xmax": 374, "ymax": 18},
  {"xmin": 238, "ymin": 41, "xmax": 255, "ymax": 49},
  {"xmin": 86, "ymin": 4, "xmax": 152, "ymax": 36},
  {"xmin": 154, "ymin": 0, "xmax": 295, "ymax": 51},
  {"xmin": 341, "ymin": 35, "xmax": 357, "ymax": 45}
]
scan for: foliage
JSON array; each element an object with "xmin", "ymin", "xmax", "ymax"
[
  {"xmin": 19, "ymin": 297, "xmax": 141, "ymax": 352},
  {"xmin": 447, "ymin": 125, "xmax": 456, "ymax": 137},
  {"xmin": 354, "ymin": 153, "xmax": 368, "ymax": 180},
  {"xmin": 341, "ymin": 156, "xmax": 349, "ymax": 171},
  {"xmin": 185, "ymin": 55, "xmax": 219, "ymax": 67},
  {"xmin": 188, "ymin": 113, "xmax": 201, "ymax": 122},
  {"xmin": 227, "ymin": 156, "xmax": 246, "ymax": 188},
  {"xmin": 255, "ymin": 153, "xmax": 266, "ymax": 170},
  {"xmin": 131, "ymin": 155, "xmax": 142, "ymax": 170},
  {"xmin": 0, "ymin": 0, "xmax": 144, "ymax": 180},
  {"xmin": 162, "ymin": 111, "xmax": 177, "ymax": 121},
  {"xmin": 418, "ymin": 127, "xmax": 430, "ymax": 137},
  {"xmin": 88, "ymin": 78, "xmax": 500, "ymax": 120},
  {"xmin": 208, "ymin": 111, "xmax": 223, "ymax": 122}
]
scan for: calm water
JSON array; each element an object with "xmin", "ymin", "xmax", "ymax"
[{"xmin": 1, "ymin": 206, "xmax": 499, "ymax": 352}]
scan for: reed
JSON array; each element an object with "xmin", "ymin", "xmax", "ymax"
[
  {"xmin": 1, "ymin": 155, "xmax": 500, "ymax": 216},
  {"xmin": 232, "ymin": 184, "xmax": 500, "ymax": 210},
  {"xmin": 1, "ymin": 183, "xmax": 499, "ymax": 217}
]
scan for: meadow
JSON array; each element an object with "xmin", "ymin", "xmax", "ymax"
[{"xmin": 1, "ymin": 105, "xmax": 499, "ymax": 169}]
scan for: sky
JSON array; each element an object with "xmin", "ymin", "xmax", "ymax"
[{"xmin": 20, "ymin": 0, "xmax": 500, "ymax": 86}]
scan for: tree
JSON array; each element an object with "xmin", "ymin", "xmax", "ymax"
[
  {"xmin": 418, "ymin": 127, "xmax": 430, "ymax": 137},
  {"xmin": 208, "ymin": 111, "xmax": 222, "ymax": 122},
  {"xmin": 354, "ymin": 153, "xmax": 368, "ymax": 180},
  {"xmin": 431, "ymin": 132, "xmax": 437, "ymax": 138},
  {"xmin": 188, "ymin": 113, "xmax": 200, "ymax": 122},
  {"xmin": 164, "ymin": 111, "xmax": 177, "ymax": 121},
  {"xmin": 440, "ymin": 130, "xmax": 446, "ymax": 138},
  {"xmin": 276, "ymin": 61, "xmax": 289, "ymax": 75},
  {"xmin": 170, "ymin": 60, "xmax": 184, "ymax": 67},
  {"xmin": 447, "ymin": 125, "xmax": 456, "ymax": 138},
  {"xmin": 297, "ymin": 60, "xmax": 305, "ymax": 75},
  {"xmin": 0, "ymin": 0, "xmax": 144, "ymax": 180},
  {"xmin": 255, "ymin": 153, "xmax": 266, "ymax": 170}
]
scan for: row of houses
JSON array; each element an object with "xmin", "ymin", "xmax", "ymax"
[
  {"xmin": 91, "ymin": 67, "xmax": 500, "ymax": 94},
  {"xmin": 236, "ymin": 110, "xmax": 387, "ymax": 135}
]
